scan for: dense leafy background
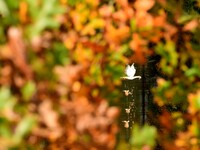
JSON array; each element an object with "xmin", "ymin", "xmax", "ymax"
[{"xmin": 0, "ymin": 0, "xmax": 200, "ymax": 149}]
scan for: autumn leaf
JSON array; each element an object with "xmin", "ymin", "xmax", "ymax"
[
  {"xmin": 183, "ymin": 20, "xmax": 199, "ymax": 31},
  {"xmin": 63, "ymin": 30, "xmax": 78, "ymax": 50},
  {"xmin": 99, "ymin": 5, "xmax": 113, "ymax": 18},
  {"xmin": 116, "ymin": 0, "xmax": 129, "ymax": 8},
  {"xmin": 134, "ymin": 0, "xmax": 155, "ymax": 12},
  {"xmin": 188, "ymin": 91, "xmax": 200, "ymax": 115},
  {"xmin": 54, "ymin": 64, "xmax": 82, "ymax": 86},
  {"xmin": 19, "ymin": 1, "xmax": 28, "ymax": 23},
  {"xmin": 7, "ymin": 27, "xmax": 32, "ymax": 79},
  {"xmin": 105, "ymin": 24, "xmax": 130, "ymax": 47}
]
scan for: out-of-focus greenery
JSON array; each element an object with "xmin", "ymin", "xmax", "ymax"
[
  {"xmin": 130, "ymin": 125, "xmax": 157, "ymax": 150},
  {"xmin": 0, "ymin": 0, "xmax": 200, "ymax": 149}
]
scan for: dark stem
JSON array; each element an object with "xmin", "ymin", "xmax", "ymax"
[{"xmin": 142, "ymin": 65, "xmax": 145, "ymax": 125}]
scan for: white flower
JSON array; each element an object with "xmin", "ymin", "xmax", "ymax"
[
  {"xmin": 121, "ymin": 63, "xmax": 141, "ymax": 80},
  {"xmin": 125, "ymin": 64, "xmax": 136, "ymax": 78}
]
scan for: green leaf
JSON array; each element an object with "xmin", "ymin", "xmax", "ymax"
[
  {"xmin": 27, "ymin": 0, "xmax": 65, "ymax": 38},
  {"xmin": 49, "ymin": 42, "xmax": 70, "ymax": 65},
  {"xmin": 155, "ymin": 41, "xmax": 178, "ymax": 75},
  {"xmin": 117, "ymin": 140, "xmax": 130, "ymax": 150},
  {"xmin": 67, "ymin": 0, "xmax": 82, "ymax": 6},
  {"xmin": 178, "ymin": 15, "xmax": 195, "ymax": 23},
  {"xmin": 194, "ymin": 95, "xmax": 200, "ymax": 110},
  {"xmin": 0, "ymin": 0, "xmax": 9, "ymax": 17},
  {"xmin": 21, "ymin": 81, "xmax": 36, "ymax": 101},
  {"xmin": 0, "ymin": 87, "xmax": 11, "ymax": 108},
  {"xmin": 0, "ymin": 87, "xmax": 16, "ymax": 110},
  {"xmin": 13, "ymin": 116, "xmax": 36, "ymax": 144},
  {"xmin": 130, "ymin": 19, "xmax": 136, "ymax": 31},
  {"xmin": 130, "ymin": 124, "xmax": 157, "ymax": 149},
  {"xmin": 185, "ymin": 66, "xmax": 200, "ymax": 77},
  {"xmin": 0, "ymin": 118, "xmax": 12, "ymax": 138},
  {"xmin": 4, "ymin": 0, "xmax": 19, "ymax": 9}
]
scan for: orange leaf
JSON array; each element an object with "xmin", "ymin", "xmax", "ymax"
[
  {"xmin": 129, "ymin": 33, "xmax": 148, "ymax": 64},
  {"xmin": 54, "ymin": 64, "xmax": 82, "ymax": 87},
  {"xmin": 130, "ymin": 33, "xmax": 147, "ymax": 50},
  {"xmin": 113, "ymin": 10, "xmax": 128, "ymax": 22},
  {"xmin": 19, "ymin": 1, "xmax": 28, "ymax": 23},
  {"xmin": 153, "ymin": 13, "xmax": 166, "ymax": 27},
  {"xmin": 183, "ymin": 20, "xmax": 199, "ymax": 31},
  {"xmin": 136, "ymin": 12, "xmax": 153, "ymax": 27},
  {"xmin": 8, "ymin": 27, "xmax": 32, "ymax": 79},
  {"xmin": 159, "ymin": 110, "xmax": 172, "ymax": 131},
  {"xmin": 105, "ymin": 24, "xmax": 130, "ymax": 46},
  {"xmin": 63, "ymin": 31, "xmax": 78, "ymax": 50},
  {"xmin": 99, "ymin": 5, "xmax": 113, "ymax": 18},
  {"xmin": 116, "ymin": 0, "xmax": 129, "ymax": 7},
  {"xmin": 134, "ymin": 0, "xmax": 155, "ymax": 11},
  {"xmin": 124, "ymin": 6, "xmax": 134, "ymax": 19},
  {"xmin": 81, "ymin": 40, "xmax": 107, "ymax": 53}
]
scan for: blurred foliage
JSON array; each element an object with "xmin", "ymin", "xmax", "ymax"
[
  {"xmin": 0, "ymin": 0, "xmax": 200, "ymax": 149},
  {"xmin": 130, "ymin": 125, "xmax": 157, "ymax": 150}
]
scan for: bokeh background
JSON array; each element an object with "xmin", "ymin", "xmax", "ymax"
[{"xmin": 0, "ymin": 0, "xmax": 200, "ymax": 149}]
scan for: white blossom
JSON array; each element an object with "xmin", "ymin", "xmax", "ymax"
[{"xmin": 121, "ymin": 63, "xmax": 141, "ymax": 80}]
